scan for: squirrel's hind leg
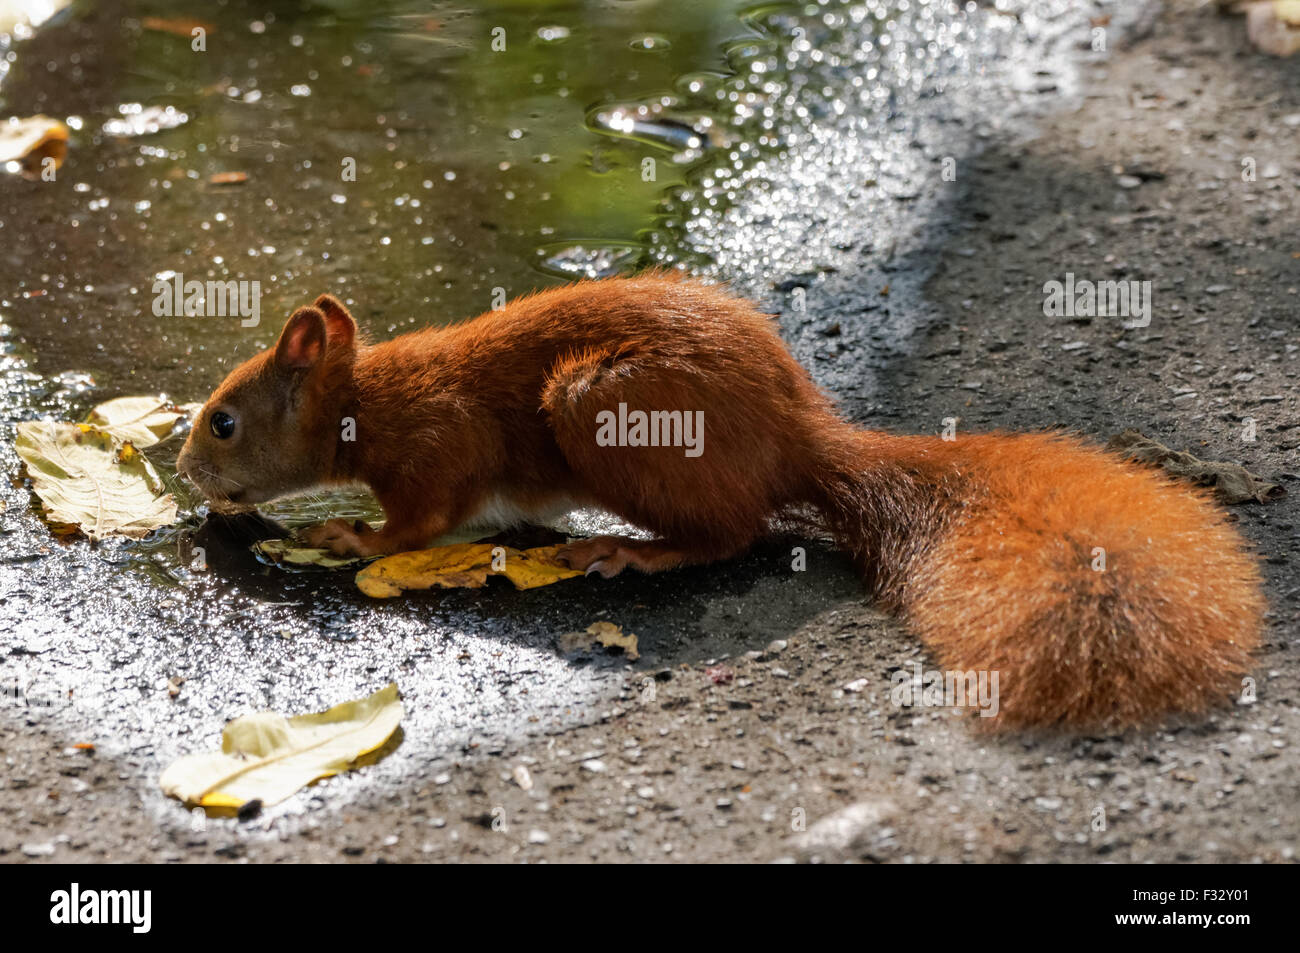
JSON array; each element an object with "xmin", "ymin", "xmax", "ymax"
[{"xmin": 541, "ymin": 350, "xmax": 786, "ymax": 570}]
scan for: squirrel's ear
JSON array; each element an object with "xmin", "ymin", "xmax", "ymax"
[
  {"xmin": 313, "ymin": 294, "xmax": 357, "ymax": 351},
  {"xmin": 274, "ymin": 306, "xmax": 328, "ymax": 371}
]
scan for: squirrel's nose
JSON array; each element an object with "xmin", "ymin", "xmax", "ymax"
[{"xmin": 175, "ymin": 445, "xmax": 195, "ymax": 481}]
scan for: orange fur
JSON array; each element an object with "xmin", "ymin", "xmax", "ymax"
[{"xmin": 177, "ymin": 275, "xmax": 1264, "ymax": 731}]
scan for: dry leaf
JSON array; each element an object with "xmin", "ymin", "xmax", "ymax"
[
  {"xmin": 0, "ymin": 115, "xmax": 68, "ymax": 179},
  {"xmin": 1247, "ymin": 1, "xmax": 1300, "ymax": 56},
  {"xmin": 83, "ymin": 394, "xmax": 200, "ymax": 447},
  {"xmin": 356, "ymin": 542, "xmax": 582, "ymax": 598},
  {"xmin": 15, "ymin": 423, "xmax": 177, "ymax": 539},
  {"xmin": 14, "ymin": 394, "xmax": 200, "ymax": 539},
  {"xmin": 356, "ymin": 543, "xmax": 492, "ymax": 597},
  {"xmin": 500, "ymin": 544, "xmax": 587, "ymax": 589},
  {"xmin": 557, "ymin": 621, "xmax": 640, "ymax": 660},
  {"xmin": 1107, "ymin": 429, "xmax": 1284, "ymax": 504},
  {"xmin": 252, "ymin": 526, "xmax": 489, "ymax": 571},
  {"xmin": 159, "ymin": 683, "xmax": 403, "ymax": 815}
]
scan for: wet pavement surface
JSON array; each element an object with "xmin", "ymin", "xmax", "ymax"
[{"xmin": 2, "ymin": 0, "xmax": 1298, "ymax": 863}]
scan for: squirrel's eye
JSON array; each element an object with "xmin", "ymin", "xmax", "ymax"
[{"xmin": 209, "ymin": 412, "xmax": 236, "ymax": 440}]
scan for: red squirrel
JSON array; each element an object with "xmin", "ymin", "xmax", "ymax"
[{"xmin": 176, "ymin": 273, "xmax": 1264, "ymax": 730}]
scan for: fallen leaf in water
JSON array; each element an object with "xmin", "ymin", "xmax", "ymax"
[
  {"xmin": 557, "ymin": 621, "xmax": 640, "ymax": 660},
  {"xmin": 83, "ymin": 394, "xmax": 200, "ymax": 447},
  {"xmin": 208, "ymin": 170, "xmax": 248, "ymax": 185},
  {"xmin": 1107, "ymin": 429, "xmax": 1284, "ymax": 504},
  {"xmin": 15, "ymin": 423, "xmax": 177, "ymax": 539},
  {"xmin": 356, "ymin": 542, "xmax": 582, "ymax": 597},
  {"xmin": 0, "ymin": 116, "xmax": 68, "ymax": 179},
  {"xmin": 160, "ymin": 683, "xmax": 403, "ymax": 815}
]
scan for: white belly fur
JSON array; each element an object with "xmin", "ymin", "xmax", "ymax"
[{"xmin": 461, "ymin": 492, "xmax": 578, "ymax": 531}]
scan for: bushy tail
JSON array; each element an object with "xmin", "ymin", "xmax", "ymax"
[{"xmin": 811, "ymin": 427, "xmax": 1265, "ymax": 731}]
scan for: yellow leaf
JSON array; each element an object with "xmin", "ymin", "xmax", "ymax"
[
  {"xmin": 557, "ymin": 621, "xmax": 640, "ymax": 660},
  {"xmin": 83, "ymin": 394, "xmax": 201, "ymax": 448},
  {"xmin": 357, "ymin": 543, "xmax": 493, "ymax": 597},
  {"xmin": 253, "ymin": 526, "xmax": 490, "ymax": 571},
  {"xmin": 356, "ymin": 542, "xmax": 583, "ymax": 598},
  {"xmin": 0, "ymin": 115, "xmax": 68, "ymax": 179},
  {"xmin": 15, "ymin": 422, "xmax": 176, "ymax": 539},
  {"xmin": 159, "ymin": 683, "xmax": 404, "ymax": 815},
  {"xmin": 13, "ymin": 394, "xmax": 202, "ymax": 539},
  {"xmin": 498, "ymin": 544, "xmax": 585, "ymax": 590},
  {"xmin": 1278, "ymin": 1, "xmax": 1300, "ymax": 27}
]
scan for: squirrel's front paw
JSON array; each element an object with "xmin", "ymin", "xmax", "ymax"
[{"xmin": 301, "ymin": 518, "xmax": 377, "ymax": 558}]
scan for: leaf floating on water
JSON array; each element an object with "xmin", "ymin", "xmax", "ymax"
[
  {"xmin": 15, "ymin": 422, "xmax": 177, "ymax": 540},
  {"xmin": 83, "ymin": 394, "xmax": 200, "ymax": 448},
  {"xmin": 557, "ymin": 621, "xmax": 640, "ymax": 660},
  {"xmin": 356, "ymin": 542, "xmax": 583, "ymax": 598},
  {"xmin": 159, "ymin": 683, "xmax": 404, "ymax": 815},
  {"xmin": 0, "ymin": 115, "xmax": 69, "ymax": 180}
]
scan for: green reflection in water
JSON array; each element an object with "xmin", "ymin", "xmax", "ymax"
[{"xmin": 0, "ymin": 0, "xmax": 790, "ymax": 534}]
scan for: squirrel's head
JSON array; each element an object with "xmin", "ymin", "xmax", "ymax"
[{"xmin": 177, "ymin": 294, "xmax": 358, "ymax": 508}]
